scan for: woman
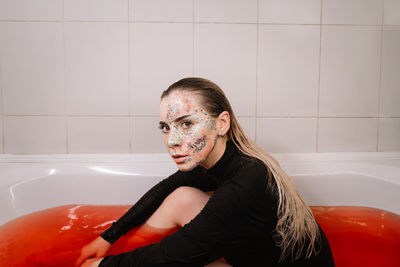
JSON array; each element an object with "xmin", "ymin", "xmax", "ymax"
[{"xmin": 76, "ymin": 78, "xmax": 335, "ymax": 267}]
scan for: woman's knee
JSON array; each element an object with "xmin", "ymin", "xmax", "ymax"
[
  {"xmin": 146, "ymin": 186, "xmax": 211, "ymax": 228},
  {"xmin": 165, "ymin": 186, "xmax": 211, "ymax": 225},
  {"xmin": 167, "ymin": 186, "xmax": 209, "ymax": 209}
]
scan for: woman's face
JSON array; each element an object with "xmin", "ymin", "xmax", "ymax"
[{"xmin": 159, "ymin": 91, "xmax": 219, "ymax": 171}]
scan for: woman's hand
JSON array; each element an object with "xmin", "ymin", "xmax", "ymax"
[
  {"xmin": 75, "ymin": 236, "xmax": 111, "ymax": 266},
  {"xmin": 80, "ymin": 257, "xmax": 103, "ymax": 267}
]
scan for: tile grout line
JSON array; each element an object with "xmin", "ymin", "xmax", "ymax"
[
  {"xmin": 62, "ymin": 0, "xmax": 69, "ymax": 154},
  {"xmin": 376, "ymin": 0, "xmax": 385, "ymax": 152},
  {"xmin": 0, "ymin": 25, "xmax": 4, "ymax": 153},
  {"xmin": 0, "ymin": 19, "xmax": 395, "ymax": 27},
  {"xmin": 316, "ymin": 0, "xmax": 323, "ymax": 153},
  {"xmin": 128, "ymin": 0, "xmax": 133, "ymax": 153},
  {"xmin": 192, "ymin": 0, "xmax": 195, "ymax": 77},
  {"xmin": 255, "ymin": 0, "xmax": 259, "ymax": 143},
  {"xmin": 3, "ymin": 114, "xmax": 400, "ymax": 119}
]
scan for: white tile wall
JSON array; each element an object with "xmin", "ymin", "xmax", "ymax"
[
  {"xmin": 0, "ymin": 0, "xmax": 399, "ymax": 154},
  {"xmin": 64, "ymin": 0, "xmax": 128, "ymax": 21},
  {"xmin": 194, "ymin": 23, "xmax": 257, "ymax": 117},
  {"xmin": 384, "ymin": 0, "xmax": 400, "ymax": 25},
  {"xmin": 318, "ymin": 118, "xmax": 378, "ymax": 152},
  {"xmin": 378, "ymin": 118, "xmax": 400, "ymax": 151},
  {"xmin": 237, "ymin": 117, "xmax": 256, "ymax": 142},
  {"xmin": 256, "ymin": 118, "xmax": 317, "ymax": 153},
  {"xmin": 4, "ymin": 116, "xmax": 67, "ymax": 154},
  {"xmin": 320, "ymin": 26, "xmax": 381, "ymax": 117},
  {"xmin": 257, "ymin": 25, "xmax": 320, "ymax": 116},
  {"xmin": 322, "ymin": 0, "xmax": 383, "ymax": 25},
  {"xmin": 131, "ymin": 116, "xmax": 165, "ymax": 153},
  {"xmin": 68, "ymin": 117, "xmax": 130, "ymax": 153},
  {"xmin": 194, "ymin": 0, "xmax": 257, "ymax": 23},
  {"xmin": 0, "ymin": 22, "xmax": 65, "ymax": 115},
  {"xmin": 130, "ymin": 23, "xmax": 193, "ymax": 116},
  {"xmin": 65, "ymin": 22, "xmax": 129, "ymax": 115},
  {"xmin": 380, "ymin": 26, "xmax": 400, "ymax": 117},
  {"xmin": 0, "ymin": 0, "xmax": 63, "ymax": 20},
  {"xmin": 258, "ymin": 0, "xmax": 321, "ymax": 24},
  {"xmin": 130, "ymin": 0, "xmax": 193, "ymax": 22}
]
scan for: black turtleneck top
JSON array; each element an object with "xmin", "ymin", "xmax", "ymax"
[{"xmin": 99, "ymin": 142, "xmax": 335, "ymax": 267}]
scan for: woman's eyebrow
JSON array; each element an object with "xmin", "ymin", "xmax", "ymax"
[{"xmin": 159, "ymin": 114, "xmax": 192, "ymax": 126}]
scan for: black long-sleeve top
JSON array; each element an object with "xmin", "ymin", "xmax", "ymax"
[{"xmin": 99, "ymin": 141, "xmax": 335, "ymax": 266}]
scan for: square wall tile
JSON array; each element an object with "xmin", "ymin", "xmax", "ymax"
[
  {"xmin": 320, "ymin": 26, "xmax": 381, "ymax": 117},
  {"xmin": 65, "ymin": 22, "xmax": 129, "ymax": 115},
  {"xmin": 131, "ymin": 116, "xmax": 165, "ymax": 153},
  {"xmin": 130, "ymin": 0, "xmax": 193, "ymax": 22},
  {"xmin": 259, "ymin": 0, "xmax": 321, "ymax": 24},
  {"xmin": 258, "ymin": 25, "xmax": 320, "ymax": 116},
  {"xmin": 68, "ymin": 117, "xmax": 130, "ymax": 153},
  {"xmin": 64, "ymin": 0, "xmax": 128, "ymax": 21},
  {"xmin": 4, "ymin": 116, "xmax": 67, "ymax": 154},
  {"xmin": 378, "ymin": 118, "xmax": 400, "ymax": 151},
  {"xmin": 237, "ymin": 117, "xmax": 256, "ymax": 142},
  {"xmin": 0, "ymin": 0, "xmax": 62, "ymax": 20},
  {"xmin": 194, "ymin": 24, "xmax": 257, "ymax": 117},
  {"xmin": 256, "ymin": 118, "xmax": 317, "ymax": 153},
  {"xmin": 318, "ymin": 118, "xmax": 378, "ymax": 152},
  {"xmin": 0, "ymin": 22, "xmax": 64, "ymax": 115},
  {"xmin": 194, "ymin": 0, "xmax": 257, "ymax": 23},
  {"xmin": 322, "ymin": 0, "xmax": 383, "ymax": 25},
  {"xmin": 380, "ymin": 26, "xmax": 400, "ymax": 117},
  {"xmin": 130, "ymin": 23, "xmax": 193, "ymax": 116},
  {"xmin": 384, "ymin": 0, "xmax": 400, "ymax": 25}
]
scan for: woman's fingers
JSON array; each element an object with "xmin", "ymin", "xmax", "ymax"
[
  {"xmin": 75, "ymin": 236, "xmax": 111, "ymax": 266},
  {"xmin": 75, "ymin": 243, "xmax": 97, "ymax": 266},
  {"xmin": 81, "ymin": 257, "xmax": 103, "ymax": 267},
  {"xmin": 75, "ymin": 250, "xmax": 92, "ymax": 267}
]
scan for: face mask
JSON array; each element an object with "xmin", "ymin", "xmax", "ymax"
[{"xmin": 159, "ymin": 92, "xmax": 218, "ymax": 171}]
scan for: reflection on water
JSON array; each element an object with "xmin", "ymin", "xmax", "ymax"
[{"xmin": 0, "ymin": 205, "xmax": 177, "ymax": 267}]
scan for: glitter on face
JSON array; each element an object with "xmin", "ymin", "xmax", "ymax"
[
  {"xmin": 190, "ymin": 135, "xmax": 207, "ymax": 152},
  {"xmin": 159, "ymin": 92, "xmax": 218, "ymax": 171}
]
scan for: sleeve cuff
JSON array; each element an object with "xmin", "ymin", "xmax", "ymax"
[{"xmin": 100, "ymin": 222, "xmax": 122, "ymax": 245}]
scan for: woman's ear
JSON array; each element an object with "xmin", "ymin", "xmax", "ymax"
[{"xmin": 216, "ymin": 111, "xmax": 230, "ymax": 136}]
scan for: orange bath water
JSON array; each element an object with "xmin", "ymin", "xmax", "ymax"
[{"xmin": 0, "ymin": 205, "xmax": 399, "ymax": 267}]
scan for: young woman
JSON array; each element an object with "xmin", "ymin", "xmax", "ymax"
[{"xmin": 76, "ymin": 78, "xmax": 335, "ymax": 267}]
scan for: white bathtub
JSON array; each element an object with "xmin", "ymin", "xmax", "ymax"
[{"xmin": 1, "ymin": 152, "xmax": 399, "ymax": 226}]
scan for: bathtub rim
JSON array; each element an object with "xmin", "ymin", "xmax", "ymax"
[{"xmin": 0, "ymin": 151, "xmax": 399, "ymax": 224}]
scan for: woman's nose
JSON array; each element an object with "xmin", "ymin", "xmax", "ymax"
[{"xmin": 167, "ymin": 129, "xmax": 182, "ymax": 147}]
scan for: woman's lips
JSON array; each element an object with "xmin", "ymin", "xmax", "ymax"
[{"xmin": 172, "ymin": 155, "xmax": 188, "ymax": 163}]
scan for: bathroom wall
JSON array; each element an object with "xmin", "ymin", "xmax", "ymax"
[{"xmin": 0, "ymin": 0, "xmax": 399, "ymax": 154}]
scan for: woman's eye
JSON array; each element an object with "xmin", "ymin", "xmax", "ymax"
[
  {"xmin": 158, "ymin": 125, "xmax": 170, "ymax": 133},
  {"xmin": 181, "ymin": 121, "xmax": 193, "ymax": 129}
]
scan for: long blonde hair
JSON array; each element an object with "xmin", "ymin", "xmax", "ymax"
[{"xmin": 161, "ymin": 77, "xmax": 321, "ymax": 262}]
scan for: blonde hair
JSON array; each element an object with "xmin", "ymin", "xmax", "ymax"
[{"xmin": 162, "ymin": 77, "xmax": 321, "ymax": 262}]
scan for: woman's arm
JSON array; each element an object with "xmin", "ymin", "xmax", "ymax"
[
  {"xmin": 77, "ymin": 168, "xmax": 215, "ymax": 266},
  {"xmin": 100, "ymin": 169, "xmax": 214, "ymax": 244},
  {"xmin": 98, "ymin": 174, "xmax": 261, "ymax": 267}
]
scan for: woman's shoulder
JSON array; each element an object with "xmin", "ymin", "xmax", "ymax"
[
  {"xmin": 236, "ymin": 153, "xmax": 269, "ymax": 175},
  {"xmin": 230, "ymin": 153, "xmax": 271, "ymax": 187}
]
